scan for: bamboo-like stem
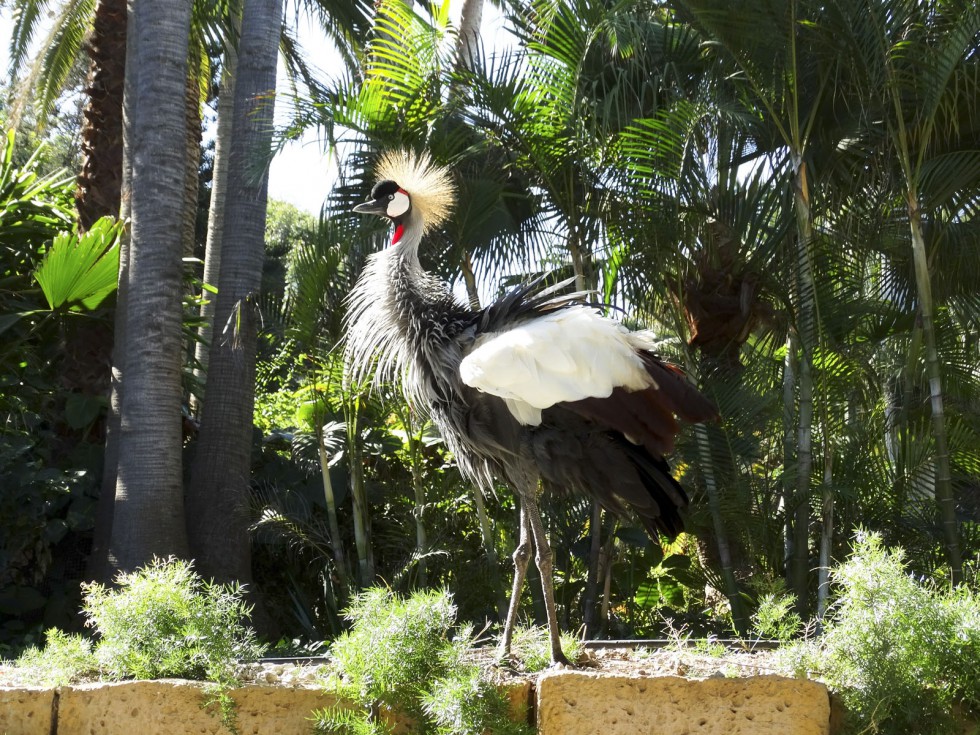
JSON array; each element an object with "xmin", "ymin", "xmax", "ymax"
[
  {"xmin": 317, "ymin": 426, "xmax": 349, "ymax": 596},
  {"xmin": 907, "ymin": 191, "xmax": 961, "ymax": 582}
]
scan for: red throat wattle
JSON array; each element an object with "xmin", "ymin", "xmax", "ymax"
[{"xmin": 391, "ymin": 223, "xmax": 405, "ymax": 246}]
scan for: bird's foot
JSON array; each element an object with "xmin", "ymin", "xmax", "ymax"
[
  {"xmin": 550, "ymin": 651, "xmax": 575, "ymax": 669},
  {"xmin": 495, "ymin": 644, "xmax": 522, "ymax": 673}
]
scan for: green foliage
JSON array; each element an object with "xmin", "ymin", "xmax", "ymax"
[
  {"xmin": 314, "ymin": 588, "xmax": 530, "ymax": 735},
  {"xmin": 751, "ymin": 592, "xmax": 802, "ymax": 643},
  {"xmin": 33, "ymin": 216, "xmax": 122, "ymax": 311},
  {"xmin": 0, "ymin": 129, "xmax": 99, "ymax": 652},
  {"xmin": 779, "ymin": 533, "xmax": 980, "ymax": 734},
  {"xmin": 421, "ymin": 659, "xmax": 526, "ymax": 735},
  {"xmin": 263, "ymin": 199, "xmax": 318, "ymax": 304},
  {"xmin": 508, "ymin": 625, "xmax": 584, "ymax": 673},
  {"xmin": 14, "ymin": 628, "xmax": 98, "ymax": 686},
  {"xmin": 80, "ymin": 557, "xmax": 267, "ymax": 684}
]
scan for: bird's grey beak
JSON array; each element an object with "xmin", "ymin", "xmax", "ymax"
[{"xmin": 353, "ymin": 199, "xmax": 387, "ymax": 215}]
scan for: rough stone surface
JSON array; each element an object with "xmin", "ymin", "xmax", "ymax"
[
  {"xmin": 0, "ymin": 686, "xmax": 54, "ymax": 735},
  {"xmin": 1, "ymin": 673, "xmax": 831, "ymax": 735},
  {"xmin": 57, "ymin": 679, "xmax": 337, "ymax": 735},
  {"xmin": 536, "ymin": 672, "xmax": 830, "ymax": 735}
]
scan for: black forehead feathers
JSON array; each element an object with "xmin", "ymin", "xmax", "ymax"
[{"xmin": 371, "ymin": 180, "xmax": 401, "ymax": 199}]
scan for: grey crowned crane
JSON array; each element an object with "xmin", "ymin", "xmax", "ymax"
[{"xmin": 345, "ymin": 150, "xmax": 718, "ymax": 666}]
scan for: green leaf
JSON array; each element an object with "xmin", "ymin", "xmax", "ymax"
[
  {"xmin": 33, "ymin": 216, "xmax": 122, "ymax": 310},
  {"xmin": 659, "ymin": 554, "xmax": 691, "ymax": 571},
  {"xmin": 64, "ymin": 392, "xmax": 106, "ymax": 429},
  {"xmin": 634, "ymin": 580, "xmax": 659, "ymax": 608},
  {"xmin": 614, "ymin": 525, "xmax": 653, "ymax": 548}
]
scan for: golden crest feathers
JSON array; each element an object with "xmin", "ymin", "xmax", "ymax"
[{"xmin": 376, "ymin": 150, "xmax": 455, "ymax": 233}]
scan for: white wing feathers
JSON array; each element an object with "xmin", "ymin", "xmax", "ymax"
[{"xmin": 459, "ymin": 307, "xmax": 655, "ymax": 425}]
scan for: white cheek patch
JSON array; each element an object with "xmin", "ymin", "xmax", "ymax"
[{"xmin": 387, "ymin": 190, "xmax": 410, "ymax": 218}]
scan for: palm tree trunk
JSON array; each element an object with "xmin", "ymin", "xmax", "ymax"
[
  {"xmin": 405, "ymin": 412, "xmax": 428, "ymax": 585},
  {"xmin": 907, "ymin": 190, "xmax": 961, "ymax": 582},
  {"xmin": 454, "ymin": 0, "xmax": 483, "ymax": 71},
  {"xmin": 109, "ymin": 0, "xmax": 194, "ymax": 571},
  {"xmin": 781, "ymin": 330, "xmax": 797, "ymax": 580},
  {"xmin": 471, "ymin": 485, "xmax": 507, "ymax": 619},
  {"xmin": 87, "ymin": 0, "xmax": 133, "ymax": 582},
  {"xmin": 695, "ymin": 422, "xmax": 749, "ymax": 635},
  {"xmin": 581, "ymin": 503, "xmax": 602, "ymax": 636},
  {"xmin": 816, "ymin": 439, "xmax": 833, "ymax": 624},
  {"xmin": 181, "ymin": 55, "xmax": 202, "ymax": 259},
  {"xmin": 76, "ymin": 0, "xmax": 127, "ymax": 230},
  {"xmin": 190, "ymin": 15, "xmax": 240, "ymax": 415},
  {"xmin": 317, "ymin": 429, "xmax": 349, "ymax": 594},
  {"xmin": 187, "ymin": 0, "xmax": 284, "ymax": 585},
  {"xmin": 347, "ymin": 401, "xmax": 375, "ymax": 585},
  {"xmin": 790, "ymin": 153, "xmax": 816, "ymax": 619}
]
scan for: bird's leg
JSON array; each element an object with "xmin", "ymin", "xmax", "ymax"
[
  {"xmin": 498, "ymin": 503, "xmax": 531, "ymax": 662},
  {"xmin": 523, "ymin": 490, "xmax": 573, "ymax": 667}
]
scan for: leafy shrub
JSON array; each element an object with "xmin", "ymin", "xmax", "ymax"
[
  {"xmin": 14, "ymin": 628, "xmax": 98, "ymax": 686},
  {"xmin": 778, "ymin": 532, "xmax": 980, "ymax": 734},
  {"xmin": 315, "ymin": 587, "xmax": 531, "ymax": 735},
  {"xmin": 0, "ymin": 129, "xmax": 84, "ymax": 651},
  {"xmin": 751, "ymin": 591, "xmax": 803, "ymax": 642},
  {"xmin": 81, "ymin": 557, "xmax": 266, "ymax": 684}
]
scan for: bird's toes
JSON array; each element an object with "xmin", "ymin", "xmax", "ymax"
[
  {"xmin": 494, "ymin": 648, "xmax": 522, "ymax": 673},
  {"xmin": 550, "ymin": 651, "xmax": 575, "ymax": 669}
]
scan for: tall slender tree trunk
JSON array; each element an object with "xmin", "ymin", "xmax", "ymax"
[
  {"xmin": 581, "ymin": 502, "xmax": 603, "ymax": 637},
  {"xmin": 781, "ymin": 331, "xmax": 798, "ymax": 580},
  {"xmin": 191, "ymin": 17, "xmax": 240, "ymax": 415},
  {"xmin": 790, "ymin": 153, "xmax": 816, "ymax": 618},
  {"xmin": 88, "ymin": 0, "xmax": 136, "ymax": 582},
  {"xmin": 695, "ymin": 421, "xmax": 749, "ymax": 635},
  {"xmin": 76, "ymin": 0, "xmax": 127, "ymax": 231},
  {"xmin": 187, "ymin": 0, "xmax": 284, "ymax": 584},
  {"xmin": 471, "ymin": 485, "xmax": 507, "ymax": 620},
  {"xmin": 816, "ymin": 439, "xmax": 834, "ymax": 623},
  {"xmin": 181, "ymin": 56, "xmax": 203, "ymax": 259},
  {"xmin": 907, "ymin": 191, "xmax": 961, "ymax": 582},
  {"xmin": 401, "ymin": 407, "xmax": 428, "ymax": 585},
  {"xmin": 317, "ymin": 430, "xmax": 349, "ymax": 593},
  {"xmin": 109, "ymin": 0, "xmax": 194, "ymax": 571},
  {"xmin": 347, "ymin": 400, "xmax": 375, "ymax": 585},
  {"xmin": 454, "ymin": 0, "xmax": 483, "ymax": 70}
]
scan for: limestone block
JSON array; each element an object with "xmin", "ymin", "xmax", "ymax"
[
  {"xmin": 536, "ymin": 673, "xmax": 830, "ymax": 735},
  {"xmin": 57, "ymin": 680, "xmax": 338, "ymax": 735},
  {"xmin": 0, "ymin": 686, "xmax": 54, "ymax": 735}
]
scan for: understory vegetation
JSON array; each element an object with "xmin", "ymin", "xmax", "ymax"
[
  {"xmin": 777, "ymin": 533, "xmax": 980, "ymax": 735},
  {"xmin": 13, "ymin": 557, "xmax": 265, "ymax": 729},
  {"xmin": 8, "ymin": 546, "xmax": 979, "ymax": 734},
  {"xmin": 314, "ymin": 587, "xmax": 534, "ymax": 735},
  {"xmin": 13, "ymin": 557, "xmax": 266, "ymax": 685}
]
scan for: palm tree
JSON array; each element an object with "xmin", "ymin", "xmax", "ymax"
[
  {"xmin": 670, "ymin": 0, "xmax": 846, "ymax": 617},
  {"xmin": 108, "ymin": 0, "xmax": 194, "ymax": 571},
  {"xmin": 828, "ymin": 0, "xmax": 980, "ymax": 582},
  {"xmin": 186, "ymin": 0, "xmax": 284, "ymax": 585}
]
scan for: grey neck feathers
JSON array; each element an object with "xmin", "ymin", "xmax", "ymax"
[{"xmin": 343, "ymin": 209, "xmax": 453, "ymax": 401}]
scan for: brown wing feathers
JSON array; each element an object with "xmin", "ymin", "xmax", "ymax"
[
  {"xmin": 555, "ymin": 349, "xmax": 718, "ymax": 539},
  {"xmin": 639, "ymin": 353, "xmax": 720, "ymax": 424}
]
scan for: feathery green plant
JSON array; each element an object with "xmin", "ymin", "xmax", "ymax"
[
  {"xmin": 778, "ymin": 532, "xmax": 980, "ymax": 734},
  {"xmin": 314, "ymin": 587, "xmax": 531, "ymax": 735}
]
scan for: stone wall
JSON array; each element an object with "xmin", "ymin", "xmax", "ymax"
[{"xmin": 0, "ymin": 673, "xmax": 829, "ymax": 734}]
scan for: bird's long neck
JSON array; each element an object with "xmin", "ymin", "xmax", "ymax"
[
  {"xmin": 387, "ymin": 211, "xmax": 448, "ymax": 319},
  {"xmin": 344, "ymin": 209, "xmax": 456, "ymax": 392}
]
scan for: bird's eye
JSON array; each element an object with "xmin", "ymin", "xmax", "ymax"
[{"xmin": 388, "ymin": 194, "xmax": 395, "ymax": 200}]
